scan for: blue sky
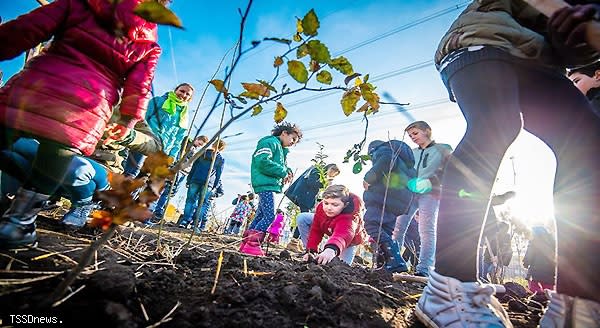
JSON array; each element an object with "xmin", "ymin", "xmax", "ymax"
[{"xmin": 1, "ymin": 0, "xmax": 556, "ymax": 226}]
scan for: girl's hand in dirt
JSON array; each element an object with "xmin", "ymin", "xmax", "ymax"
[
  {"xmin": 103, "ymin": 123, "xmax": 131, "ymax": 145},
  {"xmin": 316, "ymin": 248, "xmax": 336, "ymax": 265}
]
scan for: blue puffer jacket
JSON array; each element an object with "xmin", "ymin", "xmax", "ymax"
[
  {"xmin": 284, "ymin": 166, "xmax": 323, "ymax": 211},
  {"xmin": 187, "ymin": 149, "xmax": 224, "ymax": 192},
  {"xmin": 363, "ymin": 140, "xmax": 416, "ymax": 215},
  {"xmin": 145, "ymin": 93, "xmax": 188, "ymax": 158}
]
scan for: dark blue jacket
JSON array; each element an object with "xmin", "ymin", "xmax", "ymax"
[
  {"xmin": 363, "ymin": 140, "xmax": 416, "ymax": 215},
  {"xmin": 284, "ymin": 166, "xmax": 323, "ymax": 212},
  {"xmin": 187, "ymin": 149, "xmax": 224, "ymax": 192}
]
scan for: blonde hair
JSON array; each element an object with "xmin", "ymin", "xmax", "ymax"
[{"xmin": 211, "ymin": 139, "xmax": 226, "ymax": 152}]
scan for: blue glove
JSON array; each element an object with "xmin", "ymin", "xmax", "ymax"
[{"xmin": 407, "ymin": 177, "xmax": 432, "ymax": 194}]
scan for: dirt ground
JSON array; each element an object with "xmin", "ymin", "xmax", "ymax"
[{"xmin": 0, "ymin": 213, "xmax": 541, "ymax": 328}]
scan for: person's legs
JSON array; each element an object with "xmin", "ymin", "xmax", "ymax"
[
  {"xmin": 392, "ymin": 201, "xmax": 419, "ymax": 265},
  {"xmin": 247, "ymin": 191, "xmax": 274, "ymax": 232},
  {"xmin": 516, "ymin": 65, "xmax": 600, "ymax": 302},
  {"xmin": 180, "ymin": 183, "xmax": 202, "ymax": 227},
  {"xmin": 339, "ymin": 245, "xmax": 357, "ymax": 265},
  {"xmin": 435, "ymin": 60, "xmax": 522, "ymax": 281},
  {"xmin": 196, "ymin": 190, "xmax": 213, "ymax": 231},
  {"xmin": 415, "ymin": 194, "xmax": 440, "ymax": 275},
  {"xmin": 61, "ymin": 158, "xmax": 107, "ymax": 228},
  {"xmin": 295, "ymin": 212, "xmax": 315, "ymax": 247},
  {"xmin": 122, "ymin": 151, "xmax": 146, "ymax": 178}
]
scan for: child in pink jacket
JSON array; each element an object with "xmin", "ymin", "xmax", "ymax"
[{"xmin": 266, "ymin": 209, "xmax": 286, "ymax": 244}]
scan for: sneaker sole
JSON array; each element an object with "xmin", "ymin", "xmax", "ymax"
[{"xmin": 415, "ymin": 305, "xmax": 440, "ymax": 328}]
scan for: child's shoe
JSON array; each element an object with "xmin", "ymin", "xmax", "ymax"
[
  {"xmin": 239, "ymin": 229, "xmax": 265, "ymax": 256},
  {"xmin": 540, "ymin": 291, "xmax": 600, "ymax": 328},
  {"xmin": 62, "ymin": 201, "xmax": 96, "ymax": 228},
  {"xmin": 0, "ymin": 188, "xmax": 49, "ymax": 248}
]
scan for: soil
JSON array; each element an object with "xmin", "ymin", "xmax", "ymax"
[{"xmin": 0, "ymin": 213, "xmax": 541, "ymax": 328}]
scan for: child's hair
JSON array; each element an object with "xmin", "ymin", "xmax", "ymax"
[
  {"xmin": 196, "ymin": 135, "xmax": 209, "ymax": 143},
  {"xmin": 276, "ymin": 209, "xmax": 283, "ymax": 214},
  {"xmin": 175, "ymin": 82, "xmax": 194, "ymax": 92},
  {"xmin": 240, "ymin": 195, "xmax": 248, "ymax": 201},
  {"xmin": 324, "ymin": 163, "xmax": 340, "ymax": 175},
  {"xmin": 211, "ymin": 139, "xmax": 226, "ymax": 152},
  {"xmin": 568, "ymin": 61, "xmax": 600, "ymax": 77},
  {"xmin": 322, "ymin": 185, "xmax": 355, "ymax": 214},
  {"xmin": 271, "ymin": 122, "xmax": 303, "ymax": 140},
  {"xmin": 247, "ymin": 193, "xmax": 255, "ymax": 200},
  {"xmin": 405, "ymin": 120, "xmax": 432, "ymax": 138}
]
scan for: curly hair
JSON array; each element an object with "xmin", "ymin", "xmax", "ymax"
[{"xmin": 271, "ymin": 122, "xmax": 303, "ymax": 140}]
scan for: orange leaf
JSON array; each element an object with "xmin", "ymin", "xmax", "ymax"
[{"xmin": 241, "ymin": 82, "xmax": 270, "ymax": 97}]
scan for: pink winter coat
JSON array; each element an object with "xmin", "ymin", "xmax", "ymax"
[{"xmin": 0, "ymin": 0, "xmax": 161, "ymax": 155}]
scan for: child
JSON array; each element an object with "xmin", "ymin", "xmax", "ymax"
[
  {"xmin": 299, "ymin": 184, "xmax": 366, "ymax": 265},
  {"xmin": 523, "ymin": 226, "xmax": 556, "ymax": 294},
  {"xmin": 416, "ymin": 2, "xmax": 600, "ymax": 327},
  {"xmin": 392, "ymin": 121, "xmax": 452, "ymax": 277},
  {"xmin": 225, "ymin": 194, "xmax": 251, "ymax": 235},
  {"xmin": 266, "ymin": 209, "xmax": 286, "ymax": 243},
  {"xmin": 239, "ymin": 122, "xmax": 302, "ymax": 256},
  {"xmin": 362, "ymin": 139, "xmax": 416, "ymax": 273},
  {"xmin": 123, "ymin": 83, "xmax": 195, "ymax": 178},
  {"xmin": 0, "ymin": 0, "xmax": 163, "ymax": 247},
  {"xmin": 178, "ymin": 140, "xmax": 225, "ymax": 232},
  {"xmin": 568, "ymin": 61, "xmax": 600, "ymax": 117}
]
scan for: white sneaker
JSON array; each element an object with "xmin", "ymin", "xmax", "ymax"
[
  {"xmin": 540, "ymin": 291, "xmax": 600, "ymax": 328},
  {"xmin": 415, "ymin": 269, "xmax": 513, "ymax": 328}
]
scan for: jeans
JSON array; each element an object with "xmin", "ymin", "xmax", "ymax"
[
  {"xmin": 226, "ymin": 220, "xmax": 243, "ymax": 235},
  {"xmin": 436, "ymin": 54, "xmax": 599, "ymax": 301},
  {"xmin": 393, "ymin": 193, "xmax": 439, "ymax": 274},
  {"xmin": 123, "ymin": 151, "xmax": 146, "ymax": 178},
  {"xmin": 296, "ymin": 212, "xmax": 357, "ymax": 265},
  {"xmin": 1, "ymin": 138, "xmax": 108, "ymax": 203},
  {"xmin": 180, "ymin": 182, "xmax": 212, "ymax": 231},
  {"xmin": 363, "ymin": 204, "xmax": 397, "ymax": 242},
  {"xmin": 152, "ymin": 173, "xmax": 186, "ymax": 217}
]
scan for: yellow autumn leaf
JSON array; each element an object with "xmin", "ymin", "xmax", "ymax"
[
  {"xmin": 340, "ymin": 88, "xmax": 361, "ymax": 116},
  {"xmin": 301, "ymin": 9, "xmax": 319, "ymax": 36},
  {"xmin": 287, "ymin": 60, "xmax": 308, "ymax": 83},
  {"xmin": 316, "ymin": 70, "xmax": 332, "ymax": 85},
  {"xmin": 296, "ymin": 18, "xmax": 304, "ymax": 34},
  {"xmin": 274, "ymin": 102, "xmax": 288, "ymax": 123},
  {"xmin": 252, "ymin": 105, "xmax": 263, "ymax": 116},
  {"xmin": 209, "ymin": 79, "xmax": 228, "ymax": 96},
  {"xmin": 242, "ymin": 82, "xmax": 270, "ymax": 97},
  {"xmin": 133, "ymin": 1, "xmax": 183, "ymax": 29}
]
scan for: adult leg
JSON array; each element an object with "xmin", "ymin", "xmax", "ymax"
[
  {"xmin": 435, "ymin": 60, "xmax": 522, "ymax": 281},
  {"xmin": 517, "ymin": 66, "xmax": 600, "ymax": 302}
]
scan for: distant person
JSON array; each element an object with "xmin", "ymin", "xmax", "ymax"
[
  {"xmin": 415, "ymin": 2, "xmax": 600, "ymax": 327},
  {"xmin": 266, "ymin": 209, "xmax": 286, "ymax": 244},
  {"xmin": 239, "ymin": 122, "xmax": 302, "ymax": 256},
  {"xmin": 523, "ymin": 226, "xmax": 556, "ymax": 294},
  {"xmin": 225, "ymin": 194, "xmax": 251, "ymax": 235},
  {"xmin": 299, "ymin": 185, "xmax": 367, "ymax": 265}
]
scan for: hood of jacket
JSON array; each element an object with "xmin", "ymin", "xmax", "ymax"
[{"xmin": 87, "ymin": 0, "xmax": 157, "ymax": 41}]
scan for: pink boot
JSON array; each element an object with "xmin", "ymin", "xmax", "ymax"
[
  {"xmin": 238, "ymin": 230, "xmax": 250, "ymax": 252},
  {"xmin": 239, "ymin": 229, "xmax": 265, "ymax": 256}
]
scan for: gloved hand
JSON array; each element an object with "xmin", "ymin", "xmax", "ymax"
[
  {"xmin": 407, "ymin": 177, "xmax": 432, "ymax": 194},
  {"xmin": 548, "ymin": 4, "xmax": 600, "ymax": 48},
  {"xmin": 316, "ymin": 248, "xmax": 336, "ymax": 265}
]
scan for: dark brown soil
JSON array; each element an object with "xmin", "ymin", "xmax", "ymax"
[{"xmin": 0, "ymin": 215, "xmax": 539, "ymax": 327}]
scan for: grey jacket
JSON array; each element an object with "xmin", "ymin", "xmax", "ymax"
[{"xmin": 412, "ymin": 142, "xmax": 452, "ymax": 180}]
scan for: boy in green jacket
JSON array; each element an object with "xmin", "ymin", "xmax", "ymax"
[{"xmin": 239, "ymin": 122, "xmax": 302, "ymax": 256}]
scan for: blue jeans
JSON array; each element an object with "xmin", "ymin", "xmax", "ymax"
[
  {"xmin": 393, "ymin": 193, "xmax": 439, "ymax": 274},
  {"xmin": 123, "ymin": 151, "xmax": 146, "ymax": 178},
  {"xmin": 1, "ymin": 138, "xmax": 108, "ymax": 204},
  {"xmin": 151, "ymin": 173, "xmax": 186, "ymax": 217},
  {"xmin": 180, "ymin": 183, "xmax": 212, "ymax": 231},
  {"xmin": 296, "ymin": 212, "xmax": 357, "ymax": 265}
]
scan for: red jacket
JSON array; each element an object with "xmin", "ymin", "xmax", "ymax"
[
  {"xmin": 307, "ymin": 193, "xmax": 367, "ymax": 254},
  {"xmin": 0, "ymin": 0, "xmax": 161, "ymax": 155}
]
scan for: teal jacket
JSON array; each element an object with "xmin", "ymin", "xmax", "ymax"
[
  {"xmin": 251, "ymin": 135, "xmax": 290, "ymax": 193},
  {"xmin": 145, "ymin": 93, "xmax": 188, "ymax": 158}
]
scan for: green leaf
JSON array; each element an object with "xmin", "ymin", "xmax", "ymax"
[
  {"xmin": 274, "ymin": 102, "xmax": 288, "ymax": 123},
  {"xmin": 287, "ymin": 60, "xmax": 308, "ymax": 83},
  {"xmin": 329, "ymin": 56, "xmax": 354, "ymax": 75},
  {"xmin": 301, "ymin": 9, "xmax": 320, "ymax": 36},
  {"xmin": 306, "ymin": 40, "xmax": 330, "ymax": 64},
  {"xmin": 363, "ymin": 74, "xmax": 370, "ymax": 83},
  {"xmin": 251, "ymin": 105, "xmax": 263, "ymax": 116},
  {"xmin": 352, "ymin": 161, "xmax": 363, "ymax": 174},
  {"xmin": 239, "ymin": 91, "xmax": 260, "ymax": 100},
  {"xmin": 209, "ymin": 79, "xmax": 228, "ymax": 96},
  {"xmin": 263, "ymin": 37, "xmax": 292, "ymax": 45},
  {"xmin": 360, "ymin": 154, "xmax": 371, "ymax": 161},
  {"xmin": 316, "ymin": 70, "xmax": 332, "ymax": 85},
  {"xmin": 257, "ymin": 80, "xmax": 277, "ymax": 93},
  {"xmin": 340, "ymin": 88, "xmax": 361, "ymax": 116},
  {"xmin": 296, "ymin": 44, "xmax": 309, "ymax": 59},
  {"xmin": 133, "ymin": 1, "xmax": 183, "ymax": 29}
]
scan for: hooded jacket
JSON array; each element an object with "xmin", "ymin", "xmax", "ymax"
[
  {"xmin": 0, "ymin": 0, "xmax": 161, "ymax": 155},
  {"xmin": 363, "ymin": 140, "xmax": 416, "ymax": 215},
  {"xmin": 145, "ymin": 93, "xmax": 188, "ymax": 158},
  {"xmin": 187, "ymin": 149, "xmax": 225, "ymax": 192},
  {"xmin": 250, "ymin": 135, "xmax": 290, "ymax": 193},
  {"xmin": 307, "ymin": 193, "xmax": 367, "ymax": 254}
]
